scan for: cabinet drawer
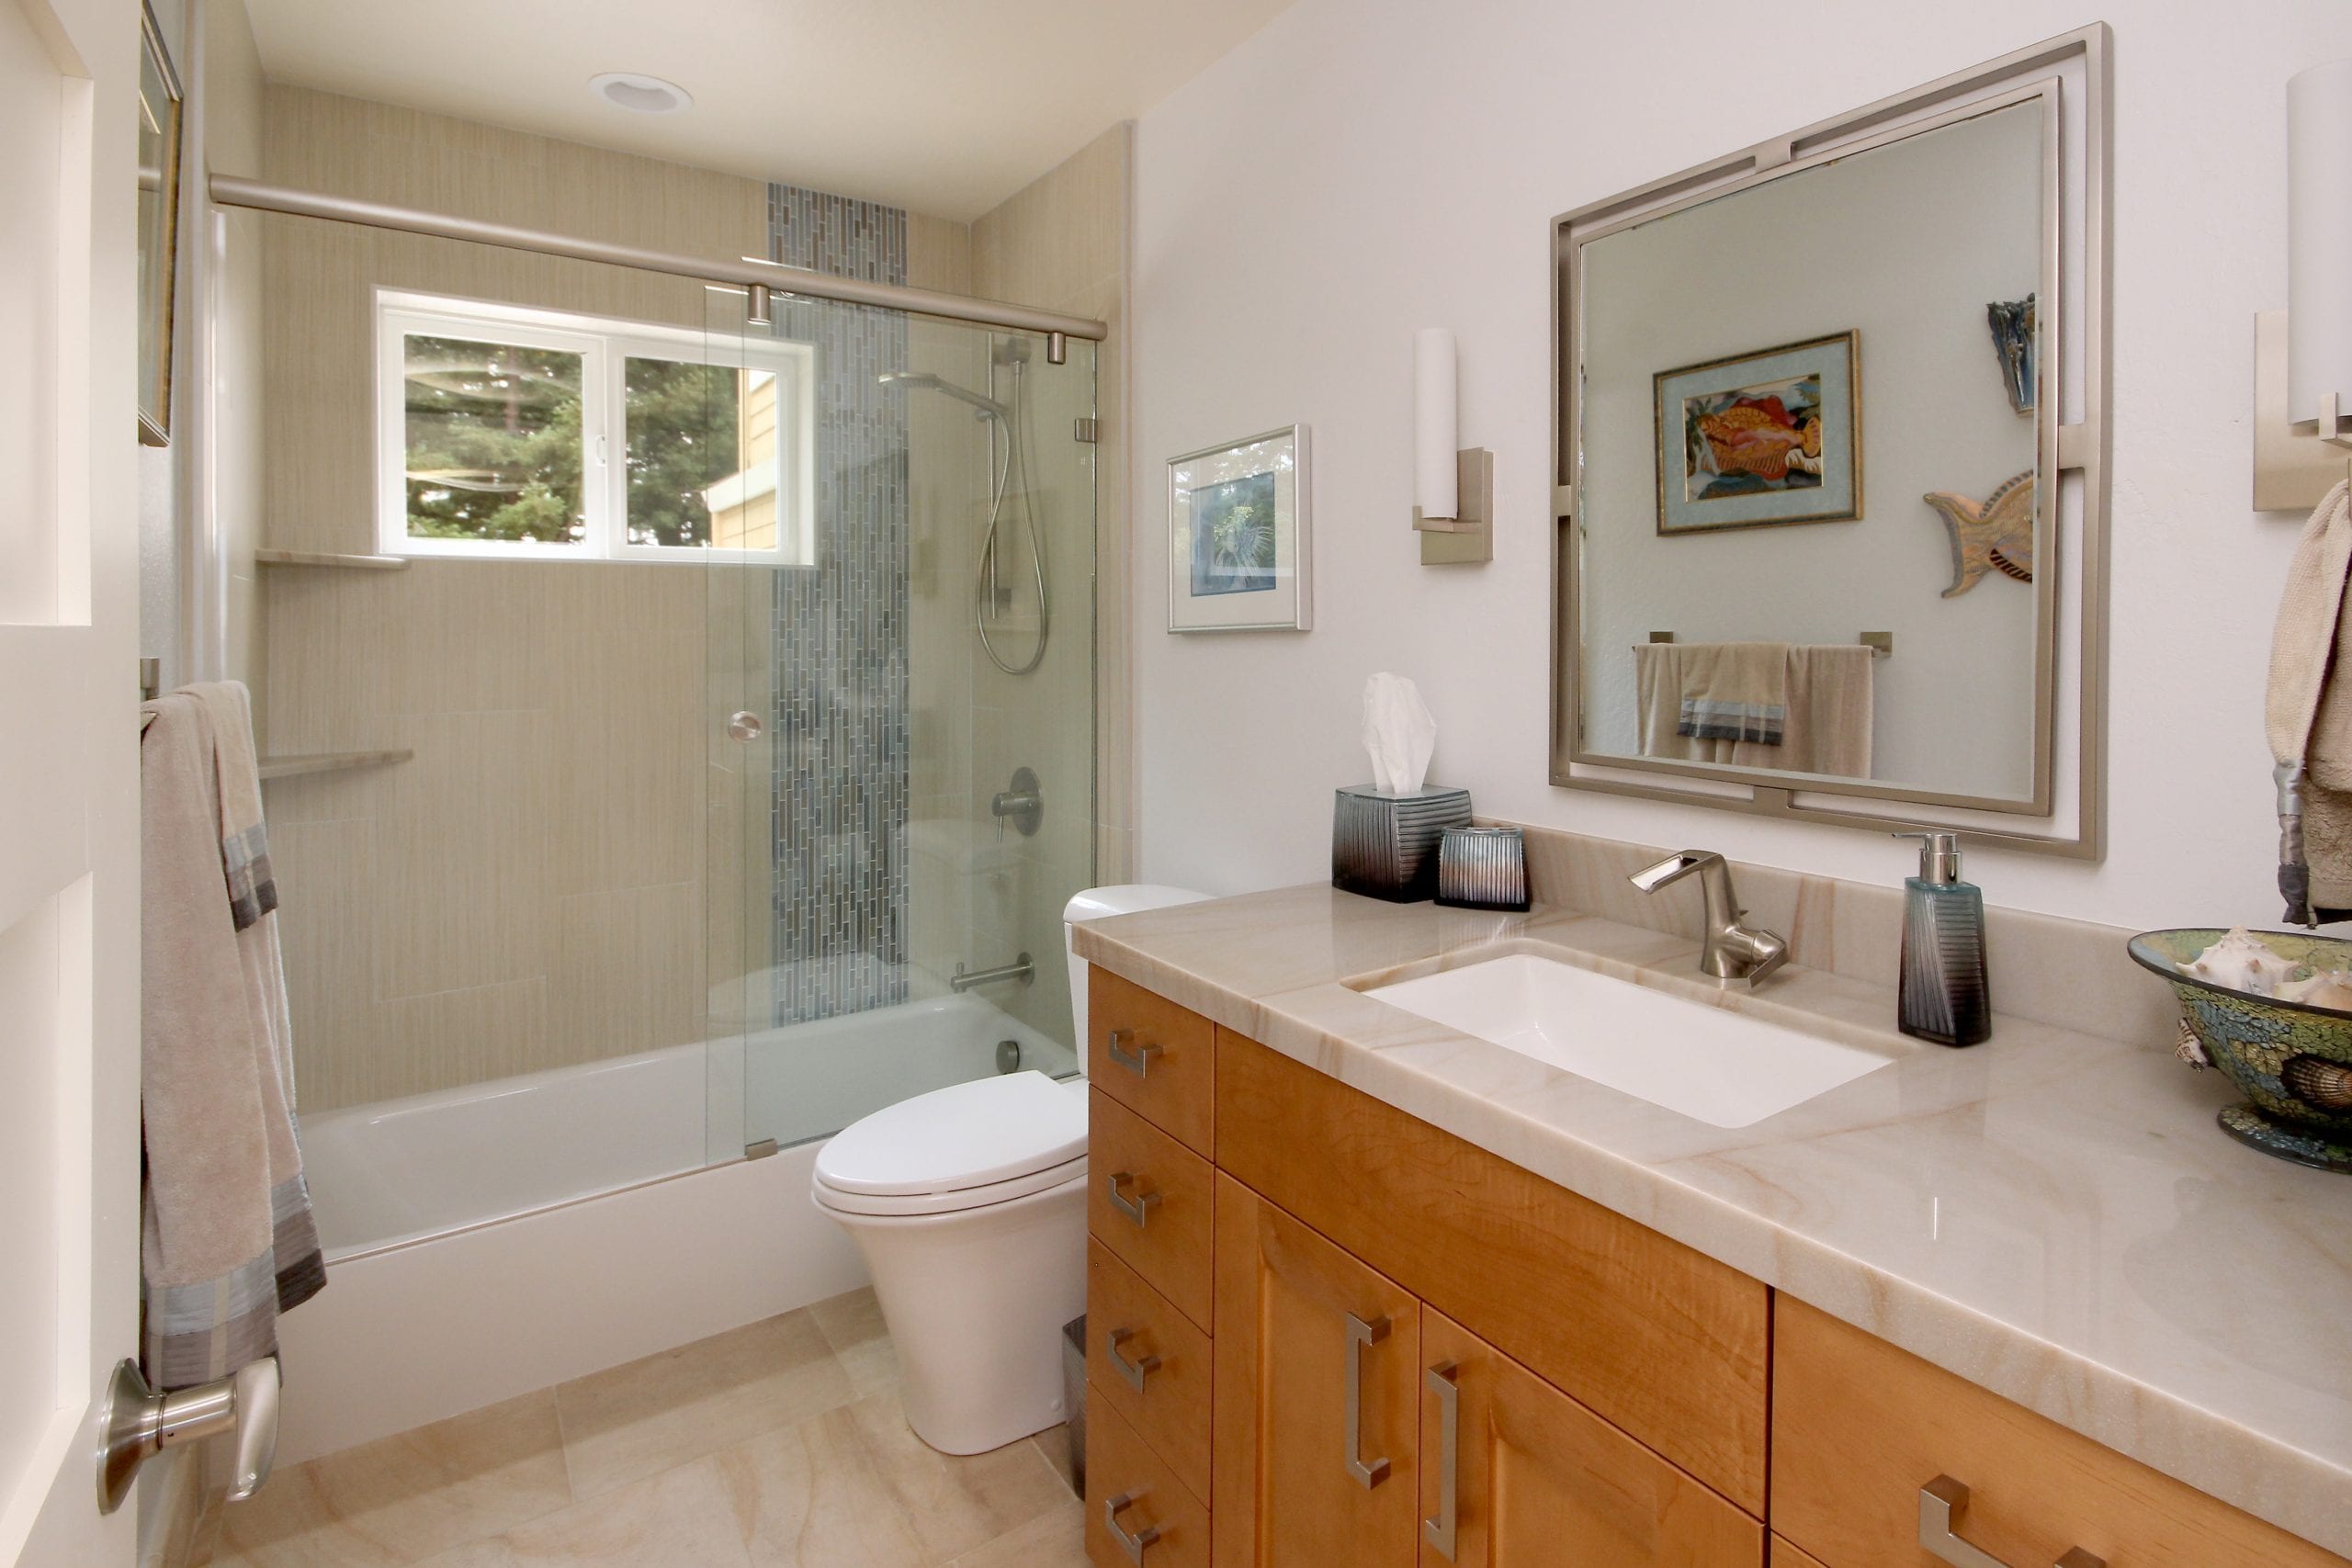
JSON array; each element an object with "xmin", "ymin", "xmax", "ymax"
[
  {"xmin": 1419, "ymin": 1309, "xmax": 1761, "ymax": 1567},
  {"xmin": 1089, "ymin": 964, "xmax": 1216, "ymax": 1156},
  {"xmin": 1089, "ymin": 1239, "xmax": 1213, "ymax": 1506},
  {"xmin": 1215, "ymin": 1029, "xmax": 1770, "ymax": 1516},
  {"xmin": 1089, "ymin": 1392, "xmax": 1212, "ymax": 1568},
  {"xmin": 1090, "ymin": 1089, "xmax": 1216, "ymax": 1330},
  {"xmin": 1772, "ymin": 1297, "xmax": 2350, "ymax": 1568}
]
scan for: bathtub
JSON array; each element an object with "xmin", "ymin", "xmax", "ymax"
[{"xmin": 278, "ymin": 987, "xmax": 1078, "ymax": 1462}]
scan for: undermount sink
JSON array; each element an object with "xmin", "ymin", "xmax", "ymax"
[{"xmin": 1362, "ymin": 952, "xmax": 1894, "ymax": 1128}]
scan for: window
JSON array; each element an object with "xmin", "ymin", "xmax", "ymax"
[{"xmin": 376, "ymin": 291, "xmax": 813, "ymax": 563}]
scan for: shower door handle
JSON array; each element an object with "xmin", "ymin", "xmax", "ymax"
[{"xmin": 1105, "ymin": 1171, "xmax": 1159, "ymax": 1228}]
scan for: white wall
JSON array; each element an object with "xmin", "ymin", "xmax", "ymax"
[
  {"xmin": 1132, "ymin": 0, "xmax": 2352, "ymax": 931},
  {"xmin": 1580, "ymin": 103, "xmax": 2041, "ymax": 798}
]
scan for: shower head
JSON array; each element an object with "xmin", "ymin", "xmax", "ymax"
[{"xmin": 876, "ymin": 368, "xmax": 1010, "ymax": 421}]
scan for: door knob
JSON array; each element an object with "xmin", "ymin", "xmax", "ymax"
[{"xmin": 98, "ymin": 1356, "xmax": 279, "ymax": 1514}]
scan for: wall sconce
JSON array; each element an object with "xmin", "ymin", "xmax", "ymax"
[
  {"xmin": 2255, "ymin": 56, "xmax": 2352, "ymax": 510},
  {"xmin": 1411, "ymin": 328, "xmax": 1494, "ymax": 563}
]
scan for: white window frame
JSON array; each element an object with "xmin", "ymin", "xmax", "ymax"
[{"xmin": 374, "ymin": 288, "xmax": 816, "ymax": 565}]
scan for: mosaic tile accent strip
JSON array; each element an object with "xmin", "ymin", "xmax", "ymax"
[{"xmin": 765, "ymin": 186, "xmax": 911, "ymax": 1027}]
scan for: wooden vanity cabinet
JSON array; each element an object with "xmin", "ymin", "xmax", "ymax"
[
  {"xmin": 1213, "ymin": 1029, "xmax": 1770, "ymax": 1516},
  {"xmin": 1082, "ymin": 966, "xmax": 2349, "ymax": 1568},
  {"xmin": 1771, "ymin": 1297, "xmax": 2352, "ymax": 1568}
]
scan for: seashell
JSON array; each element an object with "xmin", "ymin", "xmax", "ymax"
[
  {"xmin": 2280, "ymin": 1054, "xmax": 2352, "ymax": 1111},
  {"xmin": 2177, "ymin": 927, "xmax": 2301, "ymax": 997},
  {"xmin": 2276, "ymin": 968, "xmax": 2352, "ymax": 1010},
  {"xmin": 2174, "ymin": 1018, "xmax": 2210, "ymax": 1069}
]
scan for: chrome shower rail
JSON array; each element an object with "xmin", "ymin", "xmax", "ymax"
[{"xmin": 207, "ymin": 175, "xmax": 1109, "ymax": 344}]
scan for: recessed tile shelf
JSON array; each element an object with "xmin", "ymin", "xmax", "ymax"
[
  {"xmin": 257, "ymin": 750, "xmax": 414, "ymax": 782},
  {"xmin": 254, "ymin": 548, "xmax": 411, "ymax": 571}
]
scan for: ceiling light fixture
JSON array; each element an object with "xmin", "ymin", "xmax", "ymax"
[{"xmin": 589, "ymin": 72, "xmax": 693, "ymax": 115}]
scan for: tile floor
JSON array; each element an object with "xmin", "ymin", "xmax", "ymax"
[{"xmin": 196, "ymin": 1289, "xmax": 1086, "ymax": 1568}]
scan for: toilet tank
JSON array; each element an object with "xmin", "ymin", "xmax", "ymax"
[{"xmin": 1063, "ymin": 885, "xmax": 1214, "ymax": 1075}]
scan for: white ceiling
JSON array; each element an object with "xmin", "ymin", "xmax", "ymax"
[{"xmin": 241, "ymin": 0, "xmax": 1296, "ymax": 221}]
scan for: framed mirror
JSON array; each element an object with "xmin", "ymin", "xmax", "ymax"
[
  {"xmin": 1551, "ymin": 26, "xmax": 2109, "ymax": 857},
  {"xmin": 136, "ymin": 1, "xmax": 183, "ymax": 447}
]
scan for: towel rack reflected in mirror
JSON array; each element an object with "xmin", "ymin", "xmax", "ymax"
[{"xmin": 1644, "ymin": 632, "xmax": 1894, "ymax": 658}]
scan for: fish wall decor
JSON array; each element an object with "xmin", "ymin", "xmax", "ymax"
[{"xmin": 1922, "ymin": 470, "xmax": 2035, "ymax": 596}]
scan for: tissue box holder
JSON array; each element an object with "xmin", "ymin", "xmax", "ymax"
[
  {"xmin": 1436, "ymin": 826, "xmax": 1530, "ymax": 912},
  {"xmin": 1332, "ymin": 784, "xmax": 1474, "ymax": 902}
]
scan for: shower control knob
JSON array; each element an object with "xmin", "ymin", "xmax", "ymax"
[{"xmin": 727, "ymin": 711, "xmax": 764, "ymax": 743}]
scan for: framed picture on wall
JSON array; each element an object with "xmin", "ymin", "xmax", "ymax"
[
  {"xmin": 1167, "ymin": 424, "xmax": 1312, "ymax": 632},
  {"xmin": 1653, "ymin": 332, "xmax": 1860, "ymax": 535}
]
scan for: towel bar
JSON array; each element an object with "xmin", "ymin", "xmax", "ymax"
[{"xmin": 1645, "ymin": 631, "xmax": 1894, "ymax": 657}]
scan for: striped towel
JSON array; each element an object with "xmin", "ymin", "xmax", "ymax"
[
  {"xmin": 140, "ymin": 682, "xmax": 323, "ymax": 1390},
  {"xmin": 1678, "ymin": 697, "xmax": 1787, "ymax": 746},
  {"xmin": 1674, "ymin": 642, "xmax": 1791, "ymax": 747}
]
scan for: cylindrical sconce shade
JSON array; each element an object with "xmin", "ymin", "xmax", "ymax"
[
  {"xmin": 1414, "ymin": 328, "xmax": 1458, "ymax": 519},
  {"xmin": 2289, "ymin": 58, "xmax": 2352, "ymax": 428}
]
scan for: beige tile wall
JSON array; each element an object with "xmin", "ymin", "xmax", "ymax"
[{"xmin": 205, "ymin": 0, "xmax": 267, "ymax": 730}]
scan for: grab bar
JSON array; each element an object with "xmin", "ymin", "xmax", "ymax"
[{"xmin": 951, "ymin": 953, "xmax": 1034, "ymax": 992}]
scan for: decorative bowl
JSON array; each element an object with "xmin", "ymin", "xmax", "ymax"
[{"xmin": 2127, "ymin": 928, "xmax": 2352, "ymax": 1174}]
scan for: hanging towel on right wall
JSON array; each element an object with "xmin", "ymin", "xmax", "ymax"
[{"xmin": 2267, "ymin": 479, "xmax": 2352, "ymax": 924}]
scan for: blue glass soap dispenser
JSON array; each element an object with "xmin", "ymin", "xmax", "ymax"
[{"xmin": 1894, "ymin": 831, "xmax": 1991, "ymax": 1046}]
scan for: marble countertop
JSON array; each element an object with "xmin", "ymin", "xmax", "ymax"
[{"xmin": 1073, "ymin": 886, "xmax": 2352, "ymax": 1556}]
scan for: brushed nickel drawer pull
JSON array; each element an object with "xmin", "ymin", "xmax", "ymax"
[
  {"xmin": 1107, "ymin": 1326, "xmax": 1160, "ymax": 1393},
  {"xmin": 1919, "ymin": 1475, "xmax": 2107, "ymax": 1568},
  {"xmin": 1104, "ymin": 1489, "xmax": 1160, "ymax": 1562},
  {"xmin": 1344, "ymin": 1312, "xmax": 1392, "ymax": 1488},
  {"xmin": 1423, "ymin": 1361, "xmax": 1459, "ymax": 1559},
  {"xmin": 1106, "ymin": 1171, "xmax": 1160, "ymax": 1227},
  {"xmin": 1106, "ymin": 1029, "xmax": 1159, "ymax": 1077}
]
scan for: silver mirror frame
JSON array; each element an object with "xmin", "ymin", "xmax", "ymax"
[{"xmin": 1549, "ymin": 24, "xmax": 2111, "ymax": 860}]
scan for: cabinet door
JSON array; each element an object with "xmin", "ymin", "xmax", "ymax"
[
  {"xmin": 1214, "ymin": 1175, "xmax": 1419, "ymax": 1568},
  {"xmin": 1418, "ymin": 1311, "xmax": 1762, "ymax": 1568}
]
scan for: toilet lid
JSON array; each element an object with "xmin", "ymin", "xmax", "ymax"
[{"xmin": 812, "ymin": 1070, "xmax": 1087, "ymax": 1197}]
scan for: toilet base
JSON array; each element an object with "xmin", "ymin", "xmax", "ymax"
[{"xmin": 814, "ymin": 1170, "xmax": 1086, "ymax": 1455}]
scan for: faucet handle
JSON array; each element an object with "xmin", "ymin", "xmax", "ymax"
[{"xmin": 1743, "ymin": 929, "xmax": 1790, "ymax": 987}]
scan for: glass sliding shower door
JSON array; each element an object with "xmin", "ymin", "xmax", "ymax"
[{"xmin": 705, "ymin": 289, "xmax": 1098, "ymax": 1160}]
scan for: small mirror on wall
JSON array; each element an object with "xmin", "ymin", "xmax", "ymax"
[
  {"xmin": 1551, "ymin": 26, "xmax": 2110, "ymax": 857},
  {"xmin": 136, "ymin": 1, "xmax": 183, "ymax": 447}
]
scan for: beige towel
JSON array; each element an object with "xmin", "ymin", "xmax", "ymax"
[
  {"xmin": 1634, "ymin": 642, "xmax": 1875, "ymax": 777},
  {"xmin": 1676, "ymin": 641, "xmax": 1790, "ymax": 746},
  {"xmin": 140, "ymin": 685, "xmax": 323, "ymax": 1390},
  {"xmin": 2266, "ymin": 479, "xmax": 2352, "ymax": 919}
]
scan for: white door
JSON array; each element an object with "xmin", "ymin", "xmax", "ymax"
[{"xmin": 0, "ymin": 0, "xmax": 144, "ymax": 1562}]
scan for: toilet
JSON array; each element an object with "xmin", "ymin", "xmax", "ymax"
[{"xmin": 811, "ymin": 884, "xmax": 1213, "ymax": 1455}]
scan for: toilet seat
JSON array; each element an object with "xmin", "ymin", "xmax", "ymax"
[
  {"xmin": 811, "ymin": 1069, "xmax": 1087, "ymax": 1219},
  {"xmin": 812, "ymin": 1156, "xmax": 1085, "ymax": 1219}
]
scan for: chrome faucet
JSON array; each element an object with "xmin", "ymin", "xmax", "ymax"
[{"xmin": 1629, "ymin": 852, "xmax": 1790, "ymax": 986}]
